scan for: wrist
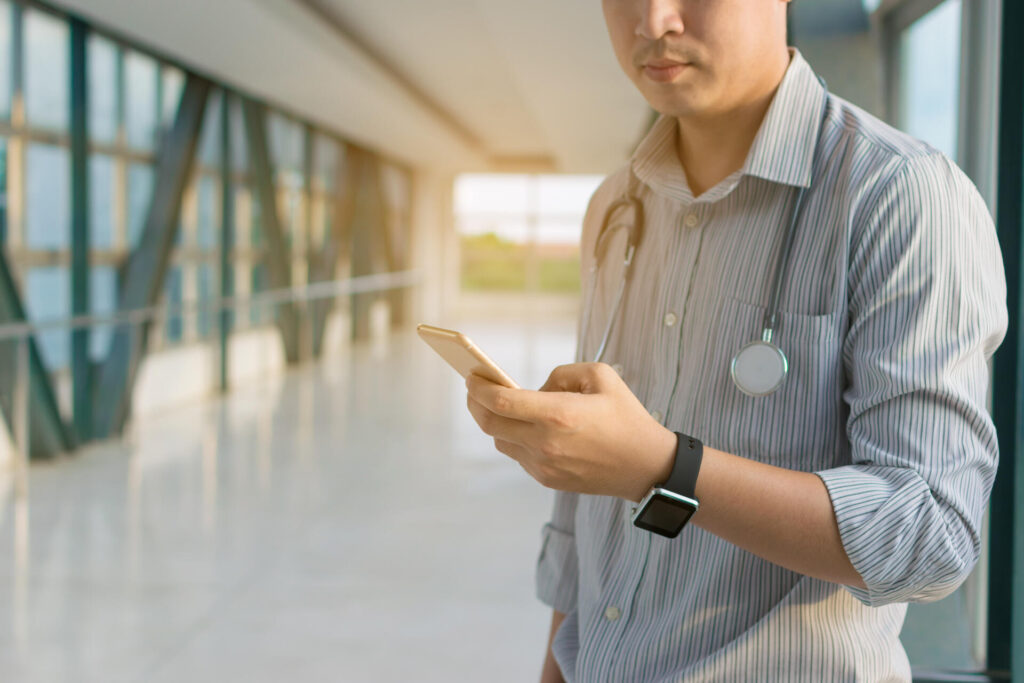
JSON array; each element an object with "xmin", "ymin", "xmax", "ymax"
[{"xmin": 632, "ymin": 427, "xmax": 677, "ymax": 502}]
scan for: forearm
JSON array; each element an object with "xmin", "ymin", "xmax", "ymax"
[
  {"xmin": 691, "ymin": 446, "xmax": 865, "ymax": 589},
  {"xmin": 540, "ymin": 610, "xmax": 567, "ymax": 683}
]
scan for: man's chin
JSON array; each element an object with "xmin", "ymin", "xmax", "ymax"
[
  {"xmin": 645, "ymin": 96, "xmax": 707, "ymax": 121},
  {"xmin": 636, "ymin": 80, "xmax": 710, "ymax": 119}
]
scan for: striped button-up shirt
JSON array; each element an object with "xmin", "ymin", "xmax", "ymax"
[{"xmin": 535, "ymin": 50, "xmax": 1008, "ymax": 682}]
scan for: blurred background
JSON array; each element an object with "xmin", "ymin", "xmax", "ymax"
[{"xmin": 0, "ymin": 0, "xmax": 1020, "ymax": 681}]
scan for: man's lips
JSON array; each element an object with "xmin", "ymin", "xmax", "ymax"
[{"xmin": 642, "ymin": 60, "xmax": 690, "ymax": 82}]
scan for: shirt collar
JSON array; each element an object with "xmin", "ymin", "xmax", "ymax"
[
  {"xmin": 631, "ymin": 49, "xmax": 827, "ymax": 203},
  {"xmin": 742, "ymin": 50, "xmax": 826, "ymax": 189}
]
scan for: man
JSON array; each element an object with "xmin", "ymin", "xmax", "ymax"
[{"xmin": 465, "ymin": 0, "xmax": 1008, "ymax": 680}]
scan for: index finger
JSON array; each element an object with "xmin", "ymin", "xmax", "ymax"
[{"xmin": 466, "ymin": 373, "xmax": 559, "ymax": 423}]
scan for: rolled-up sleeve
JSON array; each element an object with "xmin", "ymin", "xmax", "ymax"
[
  {"xmin": 535, "ymin": 490, "xmax": 580, "ymax": 614},
  {"xmin": 816, "ymin": 153, "xmax": 1008, "ymax": 607}
]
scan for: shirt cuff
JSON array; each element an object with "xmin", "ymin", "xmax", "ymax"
[
  {"xmin": 535, "ymin": 523, "xmax": 579, "ymax": 614},
  {"xmin": 816, "ymin": 464, "xmax": 967, "ymax": 607}
]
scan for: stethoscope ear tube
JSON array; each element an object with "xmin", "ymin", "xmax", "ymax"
[
  {"xmin": 585, "ymin": 174, "xmax": 645, "ymax": 363},
  {"xmin": 594, "ymin": 195, "xmax": 644, "ymax": 272}
]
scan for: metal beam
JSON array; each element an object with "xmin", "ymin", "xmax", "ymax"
[
  {"xmin": 91, "ymin": 74, "xmax": 211, "ymax": 439},
  {"xmin": 240, "ymin": 98, "xmax": 300, "ymax": 363},
  {"xmin": 0, "ymin": 248, "xmax": 71, "ymax": 458},
  {"xmin": 300, "ymin": 123, "xmax": 324, "ymax": 357},
  {"xmin": 69, "ymin": 17, "xmax": 90, "ymax": 442},
  {"xmin": 301, "ymin": 123, "xmax": 314, "ymax": 358},
  {"xmin": 375, "ymin": 166, "xmax": 412, "ymax": 328},
  {"xmin": 309, "ymin": 142, "xmax": 357, "ymax": 356},
  {"xmin": 0, "ymin": 2, "xmax": 70, "ymax": 459},
  {"xmin": 987, "ymin": 0, "xmax": 1024, "ymax": 677},
  {"xmin": 348, "ymin": 147, "xmax": 387, "ymax": 341},
  {"xmin": 218, "ymin": 90, "xmax": 234, "ymax": 392}
]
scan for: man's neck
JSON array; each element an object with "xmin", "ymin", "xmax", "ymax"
[{"xmin": 675, "ymin": 53, "xmax": 791, "ymax": 198}]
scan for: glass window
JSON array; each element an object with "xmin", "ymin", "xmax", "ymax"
[
  {"xmin": 86, "ymin": 34, "xmax": 117, "ymax": 143},
  {"xmin": 25, "ymin": 266, "xmax": 69, "ymax": 370},
  {"xmin": 163, "ymin": 265, "xmax": 182, "ymax": 343},
  {"xmin": 381, "ymin": 164, "xmax": 411, "ymax": 267},
  {"xmin": 232, "ymin": 182, "xmax": 251, "ymax": 247},
  {"xmin": 197, "ymin": 90, "xmax": 222, "ymax": 168},
  {"xmin": 196, "ymin": 262, "xmax": 214, "ymax": 338},
  {"xmin": 25, "ymin": 143, "xmax": 69, "ymax": 249},
  {"xmin": 280, "ymin": 185, "xmax": 302, "ymax": 250},
  {"xmin": 455, "ymin": 173, "xmax": 599, "ymax": 293},
  {"xmin": 161, "ymin": 65, "xmax": 184, "ymax": 128},
  {"xmin": 0, "ymin": 0, "xmax": 11, "ymax": 121},
  {"xmin": 87, "ymin": 34, "xmax": 118, "ymax": 144},
  {"xmin": 24, "ymin": 9, "xmax": 69, "ymax": 130},
  {"xmin": 269, "ymin": 114, "xmax": 304, "ymax": 250},
  {"xmin": 196, "ymin": 174, "xmax": 218, "ymax": 249},
  {"xmin": 251, "ymin": 190, "xmax": 264, "ymax": 248},
  {"xmin": 381, "ymin": 165, "xmax": 410, "ymax": 211},
  {"xmin": 314, "ymin": 134, "xmax": 340, "ymax": 192},
  {"xmin": 250, "ymin": 261, "xmax": 268, "ymax": 325},
  {"xmin": 126, "ymin": 162, "xmax": 154, "ymax": 248},
  {"xmin": 898, "ymin": 0, "xmax": 962, "ymax": 160},
  {"xmin": 268, "ymin": 112, "xmax": 303, "ymax": 174},
  {"xmin": 89, "ymin": 266, "xmax": 116, "ymax": 360},
  {"xmin": 229, "ymin": 98, "xmax": 248, "ymax": 172},
  {"xmin": 0, "ymin": 136, "xmax": 7, "ymax": 244},
  {"xmin": 310, "ymin": 197, "xmax": 327, "ymax": 251},
  {"xmin": 89, "ymin": 154, "xmax": 114, "ymax": 248},
  {"xmin": 124, "ymin": 50, "xmax": 158, "ymax": 151}
]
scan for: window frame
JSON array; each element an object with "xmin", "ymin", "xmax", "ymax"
[{"xmin": 875, "ymin": 0, "xmax": 1016, "ymax": 680}]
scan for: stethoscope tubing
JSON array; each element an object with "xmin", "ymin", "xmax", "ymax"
[{"xmin": 582, "ymin": 80, "xmax": 830, "ymax": 395}]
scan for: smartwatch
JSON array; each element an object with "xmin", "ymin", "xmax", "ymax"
[{"xmin": 631, "ymin": 433, "xmax": 702, "ymax": 538}]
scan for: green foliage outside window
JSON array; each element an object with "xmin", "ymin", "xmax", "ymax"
[{"xmin": 460, "ymin": 232, "xmax": 579, "ymax": 293}]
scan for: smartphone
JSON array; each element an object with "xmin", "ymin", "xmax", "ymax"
[{"xmin": 416, "ymin": 324, "xmax": 520, "ymax": 389}]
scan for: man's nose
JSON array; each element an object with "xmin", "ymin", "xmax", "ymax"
[{"xmin": 637, "ymin": 0, "xmax": 685, "ymax": 41}]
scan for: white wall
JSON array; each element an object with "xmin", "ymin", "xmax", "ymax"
[
  {"xmin": 797, "ymin": 32, "xmax": 885, "ymax": 120},
  {"xmin": 130, "ymin": 326, "xmax": 326, "ymax": 420},
  {"xmin": 409, "ymin": 169, "xmax": 458, "ymax": 326}
]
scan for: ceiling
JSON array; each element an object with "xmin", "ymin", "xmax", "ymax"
[
  {"xmin": 301, "ymin": 0, "xmax": 649, "ymax": 173},
  {"xmin": 49, "ymin": 0, "xmax": 868, "ymax": 175}
]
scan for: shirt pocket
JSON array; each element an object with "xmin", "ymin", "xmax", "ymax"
[{"xmin": 698, "ymin": 297, "xmax": 846, "ymax": 470}]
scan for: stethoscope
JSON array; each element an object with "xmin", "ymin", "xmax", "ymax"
[{"xmin": 581, "ymin": 82, "xmax": 829, "ymax": 398}]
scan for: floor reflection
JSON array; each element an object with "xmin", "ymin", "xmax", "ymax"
[{"xmin": 0, "ymin": 318, "xmax": 575, "ymax": 683}]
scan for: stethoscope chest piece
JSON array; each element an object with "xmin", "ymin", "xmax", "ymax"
[{"xmin": 730, "ymin": 338, "xmax": 789, "ymax": 397}]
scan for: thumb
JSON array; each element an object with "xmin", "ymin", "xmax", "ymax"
[{"xmin": 540, "ymin": 363, "xmax": 611, "ymax": 394}]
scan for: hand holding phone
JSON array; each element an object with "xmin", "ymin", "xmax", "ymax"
[{"xmin": 416, "ymin": 324, "xmax": 520, "ymax": 389}]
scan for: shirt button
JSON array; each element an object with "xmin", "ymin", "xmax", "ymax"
[
  {"xmin": 684, "ymin": 212, "xmax": 700, "ymax": 228},
  {"xmin": 605, "ymin": 606, "xmax": 621, "ymax": 622},
  {"xmin": 663, "ymin": 312, "xmax": 678, "ymax": 327},
  {"xmin": 651, "ymin": 410, "xmax": 663, "ymax": 423}
]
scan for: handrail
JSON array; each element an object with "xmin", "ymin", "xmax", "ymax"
[{"xmin": 0, "ymin": 269, "xmax": 421, "ymax": 342}]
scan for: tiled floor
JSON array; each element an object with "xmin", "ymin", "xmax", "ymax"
[{"xmin": 0, "ymin": 319, "xmax": 578, "ymax": 683}]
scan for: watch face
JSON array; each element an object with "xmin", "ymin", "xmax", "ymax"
[{"xmin": 633, "ymin": 490, "xmax": 698, "ymax": 538}]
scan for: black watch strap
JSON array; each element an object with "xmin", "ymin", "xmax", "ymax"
[{"xmin": 661, "ymin": 433, "xmax": 703, "ymax": 499}]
